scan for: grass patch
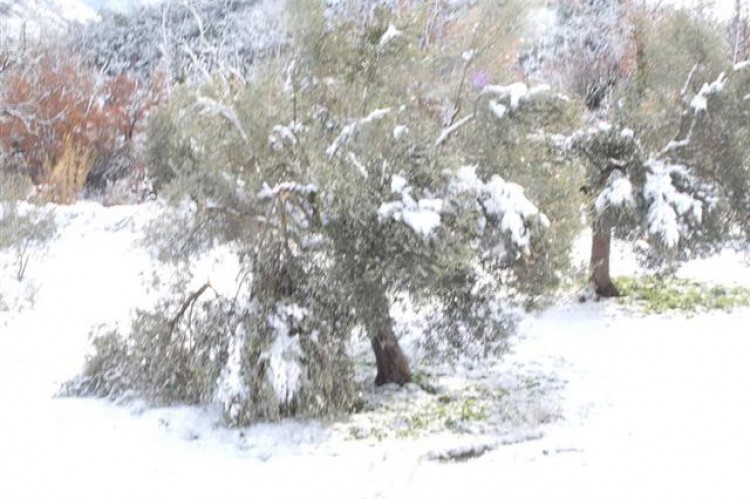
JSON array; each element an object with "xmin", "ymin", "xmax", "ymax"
[
  {"xmin": 615, "ymin": 276, "xmax": 750, "ymax": 313},
  {"xmin": 411, "ymin": 371, "xmax": 439, "ymax": 395}
]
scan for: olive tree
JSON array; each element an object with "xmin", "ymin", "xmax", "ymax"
[
  {"xmin": 534, "ymin": 1, "xmax": 748, "ymax": 296},
  {"xmin": 72, "ymin": 0, "xmax": 582, "ymax": 424}
]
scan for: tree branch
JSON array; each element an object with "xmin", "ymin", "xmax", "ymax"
[{"xmin": 168, "ymin": 282, "xmax": 213, "ymax": 334}]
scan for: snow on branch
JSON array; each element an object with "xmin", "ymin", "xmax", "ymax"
[
  {"xmin": 595, "ymin": 171, "xmax": 633, "ymax": 213},
  {"xmin": 262, "ymin": 304, "xmax": 308, "ymax": 404},
  {"xmin": 258, "ymin": 182, "xmax": 318, "ymax": 200},
  {"xmin": 326, "ymin": 108, "xmax": 391, "ymax": 157},
  {"xmin": 488, "ymin": 100, "xmax": 507, "ymax": 119},
  {"xmin": 662, "ymin": 138, "xmax": 690, "ymax": 154},
  {"xmin": 435, "ymin": 114, "xmax": 474, "ymax": 146},
  {"xmin": 269, "ymin": 121, "xmax": 306, "ymax": 151},
  {"xmin": 378, "ymin": 174, "xmax": 442, "ymax": 238},
  {"xmin": 215, "ymin": 323, "xmax": 248, "ymax": 421},
  {"xmin": 643, "ymin": 159, "xmax": 703, "ymax": 249},
  {"xmin": 449, "ymin": 166, "xmax": 549, "ymax": 255},
  {"xmin": 480, "ymin": 82, "xmax": 550, "ymax": 110},
  {"xmin": 378, "ymin": 24, "xmax": 402, "ymax": 48},
  {"xmin": 690, "ymin": 72, "xmax": 726, "ymax": 113},
  {"xmin": 663, "ymin": 72, "xmax": 728, "ymax": 154},
  {"xmin": 393, "ymin": 125, "xmax": 409, "ymax": 140},
  {"xmin": 347, "ymin": 152, "xmax": 368, "ymax": 179}
]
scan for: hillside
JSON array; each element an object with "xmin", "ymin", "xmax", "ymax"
[{"xmin": 0, "ymin": 0, "xmax": 97, "ymax": 38}]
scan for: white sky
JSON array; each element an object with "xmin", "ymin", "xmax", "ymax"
[{"xmin": 80, "ymin": 0, "xmax": 163, "ymax": 12}]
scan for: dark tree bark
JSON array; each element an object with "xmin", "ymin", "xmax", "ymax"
[
  {"xmin": 590, "ymin": 222, "xmax": 620, "ymax": 297},
  {"xmin": 360, "ymin": 284, "xmax": 411, "ymax": 386}
]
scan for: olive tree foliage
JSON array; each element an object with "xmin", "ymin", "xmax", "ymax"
[{"xmin": 72, "ymin": 0, "xmax": 582, "ymax": 424}]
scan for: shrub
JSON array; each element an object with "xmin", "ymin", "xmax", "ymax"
[
  {"xmin": 68, "ymin": 277, "xmax": 357, "ymax": 425},
  {"xmin": 40, "ymin": 135, "xmax": 94, "ymax": 204},
  {"xmin": 0, "ymin": 173, "xmax": 57, "ymax": 281},
  {"xmin": 0, "ymin": 46, "xmax": 161, "ymax": 200}
]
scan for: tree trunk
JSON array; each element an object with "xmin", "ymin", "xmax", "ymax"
[
  {"xmin": 590, "ymin": 222, "xmax": 620, "ymax": 297},
  {"xmin": 361, "ymin": 284, "xmax": 411, "ymax": 386}
]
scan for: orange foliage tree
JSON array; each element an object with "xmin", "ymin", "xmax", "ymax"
[{"xmin": 0, "ymin": 47, "xmax": 162, "ymax": 198}]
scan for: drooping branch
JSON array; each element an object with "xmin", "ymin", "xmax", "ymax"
[
  {"xmin": 195, "ymin": 94, "xmax": 250, "ymax": 146},
  {"xmin": 326, "ymin": 108, "xmax": 391, "ymax": 157},
  {"xmin": 168, "ymin": 281, "xmax": 213, "ymax": 334}
]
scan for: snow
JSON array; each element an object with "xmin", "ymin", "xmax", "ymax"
[
  {"xmin": 215, "ymin": 324, "xmax": 249, "ymax": 421},
  {"xmin": 378, "ymin": 24, "xmax": 402, "ymax": 48},
  {"xmin": 347, "ymin": 152, "xmax": 369, "ymax": 179},
  {"xmin": 488, "ymin": 99, "xmax": 508, "ymax": 119},
  {"xmin": 595, "ymin": 173, "xmax": 634, "ymax": 213},
  {"xmin": 378, "ymin": 175, "xmax": 443, "ymax": 238},
  {"xmin": 258, "ymin": 182, "xmax": 318, "ymax": 200},
  {"xmin": 390, "ymin": 173, "xmax": 409, "ymax": 194},
  {"xmin": 656, "ymin": 0, "xmax": 738, "ymax": 20},
  {"xmin": 2, "ymin": 201, "xmax": 750, "ymax": 498},
  {"xmin": 392, "ymin": 125, "xmax": 409, "ymax": 140},
  {"xmin": 75, "ymin": 0, "xmax": 290, "ymax": 84},
  {"xmin": 462, "ymin": 49, "xmax": 476, "ymax": 61},
  {"xmin": 450, "ymin": 166, "xmax": 546, "ymax": 253},
  {"xmin": 326, "ymin": 108, "xmax": 391, "ymax": 157},
  {"xmin": 264, "ymin": 304, "xmax": 307, "ymax": 404},
  {"xmin": 196, "ymin": 96, "xmax": 250, "ymax": 145},
  {"xmin": 82, "ymin": 0, "xmax": 164, "ymax": 12},
  {"xmin": 481, "ymin": 82, "xmax": 550, "ymax": 110},
  {"xmin": 690, "ymin": 94, "xmax": 709, "ymax": 113},
  {"xmin": 690, "ymin": 73, "xmax": 726, "ymax": 113},
  {"xmin": 269, "ymin": 122, "xmax": 305, "ymax": 151},
  {"xmin": 400, "ymin": 208, "xmax": 442, "ymax": 238},
  {"xmin": 435, "ymin": 114, "xmax": 474, "ymax": 146},
  {"xmin": 380, "ymin": 163, "xmax": 548, "ymax": 242},
  {"xmin": 643, "ymin": 159, "xmax": 703, "ymax": 248}
]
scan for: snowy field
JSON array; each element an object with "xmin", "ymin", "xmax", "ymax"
[{"xmin": 1, "ymin": 202, "xmax": 750, "ymax": 499}]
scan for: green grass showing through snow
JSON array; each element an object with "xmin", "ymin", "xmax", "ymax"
[{"xmin": 615, "ymin": 276, "xmax": 750, "ymax": 313}]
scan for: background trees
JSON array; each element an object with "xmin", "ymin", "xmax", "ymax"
[
  {"xmin": 76, "ymin": 0, "xmax": 288, "ymax": 86},
  {"xmin": 530, "ymin": 0, "xmax": 750, "ymax": 297}
]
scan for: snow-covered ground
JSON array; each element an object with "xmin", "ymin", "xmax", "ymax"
[{"xmin": 1, "ymin": 202, "xmax": 749, "ymax": 498}]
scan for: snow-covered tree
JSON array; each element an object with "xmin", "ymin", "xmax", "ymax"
[
  {"xmin": 74, "ymin": 0, "xmax": 581, "ymax": 424},
  {"xmin": 531, "ymin": 1, "xmax": 749, "ymax": 296}
]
